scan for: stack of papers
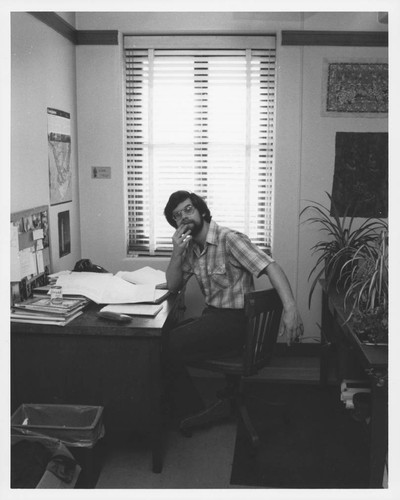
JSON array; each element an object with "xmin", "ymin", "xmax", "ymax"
[
  {"xmin": 47, "ymin": 270, "xmax": 73, "ymax": 286},
  {"xmin": 116, "ymin": 267, "xmax": 167, "ymax": 289},
  {"xmin": 54, "ymin": 272, "xmax": 169, "ymax": 304},
  {"xmin": 55, "ymin": 273, "xmax": 154, "ymax": 304},
  {"xmin": 100, "ymin": 303, "xmax": 163, "ymax": 317}
]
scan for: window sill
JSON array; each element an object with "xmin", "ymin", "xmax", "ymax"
[{"xmin": 123, "ymin": 255, "xmax": 171, "ymax": 262}]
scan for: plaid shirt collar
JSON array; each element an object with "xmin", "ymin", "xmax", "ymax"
[
  {"xmin": 205, "ymin": 220, "xmax": 219, "ymax": 247},
  {"xmin": 191, "ymin": 220, "xmax": 218, "ymax": 256}
]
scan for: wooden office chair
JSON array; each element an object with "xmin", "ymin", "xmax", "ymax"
[{"xmin": 180, "ymin": 288, "xmax": 284, "ymax": 448}]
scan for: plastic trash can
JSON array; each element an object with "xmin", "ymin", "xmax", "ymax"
[
  {"xmin": 11, "ymin": 404, "xmax": 105, "ymax": 487},
  {"xmin": 11, "ymin": 428, "xmax": 81, "ymax": 488}
]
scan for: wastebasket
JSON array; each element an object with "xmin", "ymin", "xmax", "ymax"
[
  {"xmin": 11, "ymin": 404, "xmax": 104, "ymax": 447},
  {"xmin": 11, "ymin": 404, "xmax": 105, "ymax": 487},
  {"xmin": 11, "ymin": 428, "xmax": 81, "ymax": 488}
]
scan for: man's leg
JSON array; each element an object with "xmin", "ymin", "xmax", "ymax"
[{"xmin": 163, "ymin": 307, "xmax": 245, "ymax": 421}]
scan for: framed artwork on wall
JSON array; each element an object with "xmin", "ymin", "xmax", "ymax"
[
  {"xmin": 58, "ymin": 210, "xmax": 71, "ymax": 257},
  {"xmin": 331, "ymin": 132, "xmax": 388, "ymax": 218},
  {"xmin": 322, "ymin": 60, "xmax": 388, "ymax": 117}
]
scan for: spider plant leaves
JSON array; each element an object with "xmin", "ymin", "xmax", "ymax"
[
  {"xmin": 300, "ymin": 192, "xmax": 387, "ymax": 308},
  {"xmin": 342, "ymin": 230, "xmax": 388, "ymax": 321}
]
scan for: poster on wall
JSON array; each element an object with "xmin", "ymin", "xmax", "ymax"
[{"xmin": 47, "ymin": 107, "xmax": 72, "ymax": 205}]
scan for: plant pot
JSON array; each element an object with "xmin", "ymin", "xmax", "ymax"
[{"xmin": 350, "ymin": 309, "xmax": 388, "ymax": 345}]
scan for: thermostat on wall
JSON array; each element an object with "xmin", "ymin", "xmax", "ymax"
[{"xmin": 92, "ymin": 166, "xmax": 111, "ymax": 179}]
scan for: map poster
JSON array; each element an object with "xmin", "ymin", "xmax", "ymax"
[{"xmin": 47, "ymin": 108, "xmax": 72, "ymax": 205}]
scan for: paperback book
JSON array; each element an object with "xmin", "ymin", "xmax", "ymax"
[
  {"xmin": 11, "ymin": 310, "xmax": 83, "ymax": 326},
  {"xmin": 13, "ymin": 296, "xmax": 89, "ymax": 314},
  {"xmin": 11, "ymin": 296, "xmax": 89, "ymax": 326}
]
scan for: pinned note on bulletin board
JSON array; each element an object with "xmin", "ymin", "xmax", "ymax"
[{"xmin": 10, "ymin": 205, "xmax": 51, "ymax": 283}]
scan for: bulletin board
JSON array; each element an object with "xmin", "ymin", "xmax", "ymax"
[{"xmin": 10, "ymin": 205, "xmax": 51, "ymax": 303}]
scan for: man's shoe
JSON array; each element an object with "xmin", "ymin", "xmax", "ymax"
[{"xmin": 179, "ymin": 399, "xmax": 231, "ymax": 432}]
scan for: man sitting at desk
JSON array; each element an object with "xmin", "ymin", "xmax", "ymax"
[{"xmin": 163, "ymin": 190, "xmax": 303, "ymax": 428}]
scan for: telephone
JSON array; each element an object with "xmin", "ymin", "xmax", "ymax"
[{"xmin": 73, "ymin": 259, "xmax": 108, "ymax": 273}]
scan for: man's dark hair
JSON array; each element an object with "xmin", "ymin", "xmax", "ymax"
[{"xmin": 164, "ymin": 190, "xmax": 212, "ymax": 228}]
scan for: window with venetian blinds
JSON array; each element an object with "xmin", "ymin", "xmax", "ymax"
[{"xmin": 124, "ymin": 36, "xmax": 276, "ymax": 256}]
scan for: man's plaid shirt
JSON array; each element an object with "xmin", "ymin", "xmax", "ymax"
[{"xmin": 182, "ymin": 220, "xmax": 274, "ymax": 309}]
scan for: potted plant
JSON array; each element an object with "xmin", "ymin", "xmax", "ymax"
[
  {"xmin": 341, "ymin": 228, "xmax": 388, "ymax": 344},
  {"xmin": 300, "ymin": 192, "xmax": 387, "ymax": 307}
]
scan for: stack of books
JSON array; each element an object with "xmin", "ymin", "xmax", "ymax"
[{"xmin": 11, "ymin": 296, "xmax": 89, "ymax": 326}]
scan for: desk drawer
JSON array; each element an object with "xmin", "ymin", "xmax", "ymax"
[{"xmin": 11, "ymin": 333, "xmax": 163, "ymax": 433}]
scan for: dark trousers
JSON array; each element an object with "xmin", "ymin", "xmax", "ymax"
[{"xmin": 162, "ymin": 306, "xmax": 246, "ymax": 420}]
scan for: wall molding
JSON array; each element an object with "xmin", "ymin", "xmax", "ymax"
[
  {"xmin": 281, "ymin": 30, "xmax": 388, "ymax": 47},
  {"xmin": 29, "ymin": 12, "xmax": 119, "ymax": 45},
  {"xmin": 29, "ymin": 14, "xmax": 387, "ymax": 49},
  {"xmin": 29, "ymin": 12, "xmax": 77, "ymax": 43},
  {"xmin": 76, "ymin": 30, "xmax": 119, "ymax": 45}
]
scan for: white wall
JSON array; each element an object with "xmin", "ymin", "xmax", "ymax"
[
  {"xmin": 75, "ymin": 12, "xmax": 307, "ymax": 318},
  {"xmin": 295, "ymin": 5, "xmax": 387, "ymax": 338},
  {"xmin": 56, "ymin": 12, "xmax": 76, "ymax": 28},
  {"xmin": 297, "ymin": 44, "xmax": 387, "ymax": 338},
  {"xmin": 75, "ymin": 11, "xmax": 303, "ymax": 32},
  {"xmin": 74, "ymin": 11, "xmax": 387, "ymax": 330},
  {"xmin": 11, "ymin": 12, "xmax": 81, "ymax": 272}
]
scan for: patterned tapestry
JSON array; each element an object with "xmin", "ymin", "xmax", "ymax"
[
  {"xmin": 326, "ymin": 63, "xmax": 388, "ymax": 114},
  {"xmin": 331, "ymin": 132, "xmax": 388, "ymax": 218}
]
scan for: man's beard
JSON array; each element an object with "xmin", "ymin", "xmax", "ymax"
[{"xmin": 183, "ymin": 217, "xmax": 204, "ymax": 237}]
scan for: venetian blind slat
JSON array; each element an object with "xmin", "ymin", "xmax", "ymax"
[{"xmin": 124, "ymin": 41, "xmax": 276, "ymax": 255}]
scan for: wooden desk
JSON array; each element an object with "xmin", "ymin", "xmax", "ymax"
[
  {"xmin": 320, "ymin": 286, "xmax": 388, "ymax": 488},
  {"xmin": 11, "ymin": 292, "xmax": 184, "ymax": 474}
]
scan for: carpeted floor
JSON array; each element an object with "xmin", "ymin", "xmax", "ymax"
[{"xmin": 230, "ymin": 382, "xmax": 370, "ymax": 488}]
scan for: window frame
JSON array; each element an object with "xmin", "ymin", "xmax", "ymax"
[{"xmin": 123, "ymin": 35, "xmax": 277, "ymax": 257}]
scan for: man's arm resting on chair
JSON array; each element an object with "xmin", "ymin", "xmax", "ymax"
[{"xmin": 262, "ymin": 262, "xmax": 304, "ymax": 346}]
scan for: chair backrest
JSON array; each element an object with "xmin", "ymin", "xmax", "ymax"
[{"xmin": 242, "ymin": 288, "xmax": 283, "ymax": 376}]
